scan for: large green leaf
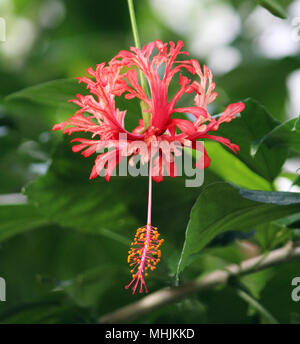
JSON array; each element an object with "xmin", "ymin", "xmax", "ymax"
[
  {"xmin": 255, "ymin": 222, "xmax": 294, "ymax": 251},
  {"xmin": 240, "ymin": 188, "xmax": 300, "ymax": 205},
  {"xmin": 4, "ymin": 78, "xmax": 144, "ymax": 132},
  {"xmin": 177, "ymin": 182, "xmax": 300, "ymax": 274},
  {"xmin": 0, "ymin": 224, "xmax": 130, "ymax": 323},
  {"xmin": 253, "ymin": 115, "xmax": 300, "ymax": 154},
  {"xmin": 205, "ymin": 141, "xmax": 272, "ymax": 190},
  {"xmin": 293, "ymin": 175, "xmax": 300, "ymax": 187},
  {"xmin": 5, "ymin": 79, "xmax": 86, "ymax": 111},
  {"xmin": 0, "ymin": 204, "xmax": 47, "ymax": 242},
  {"xmin": 216, "ymin": 98, "xmax": 288, "ymax": 182},
  {"xmin": 63, "ymin": 265, "xmax": 125, "ymax": 308},
  {"xmin": 0, "ymin": 292, "xmax": 91, "ymax": 324},
  {"xmin": 259, "ymin": 260, "xmax": 300, "ymax": 323}
]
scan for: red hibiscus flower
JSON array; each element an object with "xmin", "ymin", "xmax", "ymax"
[{"xmin": 53, "ymin": 40, "xmax": 245, "ymax": 294}]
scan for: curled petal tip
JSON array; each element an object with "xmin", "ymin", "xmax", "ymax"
[
  {"xmin": 52, "ymin": 123, "xmax": 65, "ymax": 131},
  {"xmin": 238, "ymin": 102, "xmax": 246, "ymax": 112},
  {"xmin": 89, "ymin": 167, "xmax": 98, "ymax": 180}
]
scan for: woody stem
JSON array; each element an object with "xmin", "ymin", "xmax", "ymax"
[{"xmin": 99, "ymin": 243, "xmax": 300, "ymax": 323}]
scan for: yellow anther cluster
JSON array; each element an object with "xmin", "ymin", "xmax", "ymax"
[{"xmin": 127, "ymin": 225, "xmax": 164, "ymax": 281}]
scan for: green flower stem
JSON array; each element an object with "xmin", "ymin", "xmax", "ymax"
[
  {"xmin": 127, "ymin": 0, "xmax": 141, "ymax": 53},
  {"xmin": 127, "ymin": 0, "xmax": 146, "ymax": 90},
  {"xmin": 127, "ymin": 0, "xmax": 151, "ymax": 129}
]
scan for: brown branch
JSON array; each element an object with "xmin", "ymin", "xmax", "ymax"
[{"xmin": 98, "ymin": 243, "xmax": 300, "ymax": 324}]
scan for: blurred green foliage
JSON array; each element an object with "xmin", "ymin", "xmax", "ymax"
[{"xmin": 0, "ymin": 0, "xmax": 300, "ymax": 324}]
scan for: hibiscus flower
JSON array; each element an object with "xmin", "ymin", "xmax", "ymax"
[{"xmin": 53, "ymin": 40, "xmax": 245, "ymax": 294}]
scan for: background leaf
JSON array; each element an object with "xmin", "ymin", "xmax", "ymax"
[
  {"xmin": 177, "ymin": 182, "xmax": 300, "ymax": 274},
  {"xmin": 253, "ymin": 115, "xmax": 300, "ymax": 154},
  {"xmin": 1, "ymin": 0, "xmax": 300, "ymax": 324},
  {"xmin": 216, "ymin": 98, "xmax": 288, "ymax": 183},
  {"xmin": 256, "ymin": 0, "xmax": 287, "ymax": 18},
  {"xmin": 0, "ymin": 204, "xmax": 47, "ymax": 242},
  {"xmin": 5, "ymin": 79, "xmax": 87, "ymax": 111}
]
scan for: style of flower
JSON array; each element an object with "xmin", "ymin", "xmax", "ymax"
[{"xmin": 53, "ymin": 40, "xmax": 245, "ymax": 294}]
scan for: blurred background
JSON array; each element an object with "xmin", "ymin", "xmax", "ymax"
[
  {"xmin": 0, "ymin": 0, "xmax": 300, "ymax": 194},
  {"xmin": 0, "ymin": 0, "xmax": 300, "ymax": 324}
]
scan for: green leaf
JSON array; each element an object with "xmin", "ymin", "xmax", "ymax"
[
  {"xmin": 4, "ymin": 78, "xmax": 144, "ymax": 132},
  {"xmin": 196, "ymin": 285, "xmax": 251, "ymax": 324},
  {"xmin": 24, "ymin": 142, "xmax": 139, "ymax": 244},
  {"xmin": 0, "ymin": 204, "xmax": 47, "ymax": 242},
  {"xmin": 241, "ymin": 269, "xmax": 275, "ymax": 299},
  {"xmin": 140, "ymin": 297, "xmax": 207, "ymax": 324},
  {"xmin": 216, "ymin": 98, "xmax": 288, "ymax": 182},
  {"xmin": 235, "ymin": 287, "xmax": 279, "ymax": 323},
  {"xmin": 5, "ymin": 78, "xmax": 87, "ymax": 111},
  {"xmin": 205, "ymin": 141, "xmax": 272, "ymax": 190},
  {"xmin": 253, "ymin": 115, "xmax": 300, "ymax": 154},
  {"xmin": 0, "ymin": 292, "xmax": 91, "ymax": 324},
  {"xmin": 180, "ymin": 243, "xmax": 245, "ymax": 281},
  {"xmin": 0, "ymin": 224, "xmax": 131, "ymax": 321},
  {"xmin": 256, "ymin": 0, "xmax": 287, "ymax": 19},
  {"xmin": 63, "ymin": 265, "xmax": 126, "ymax": 308},
  {"xmin": 240, "ymin": 188, "xmax": 300, "ymax": 205},
  {"xmin": 177, "ymin": 182, "xmax": 300, "ymax": 274},
  {"xmin": 292, "ymin": 175, "xmax": 300, "ymax": 187},
  {"xmin": 259, "ymin": 261, "xmax": 300, "ymax": 323},
  {"xmin": 255, "ymin": 222, "xmax": 294, "ymax": 250}
]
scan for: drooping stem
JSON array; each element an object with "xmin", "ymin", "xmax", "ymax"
[
  {"xmin": 126, "ymin": 160, "xmax": 163, "ymax": 294},
  {"xmin": 147, "ymin": 160, "xmax": 153, "ymax": 226}
]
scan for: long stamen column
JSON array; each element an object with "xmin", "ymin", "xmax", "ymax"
[{"xmin": 126, "ymin": 162, "xmax": 164, "ymax": 294}]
